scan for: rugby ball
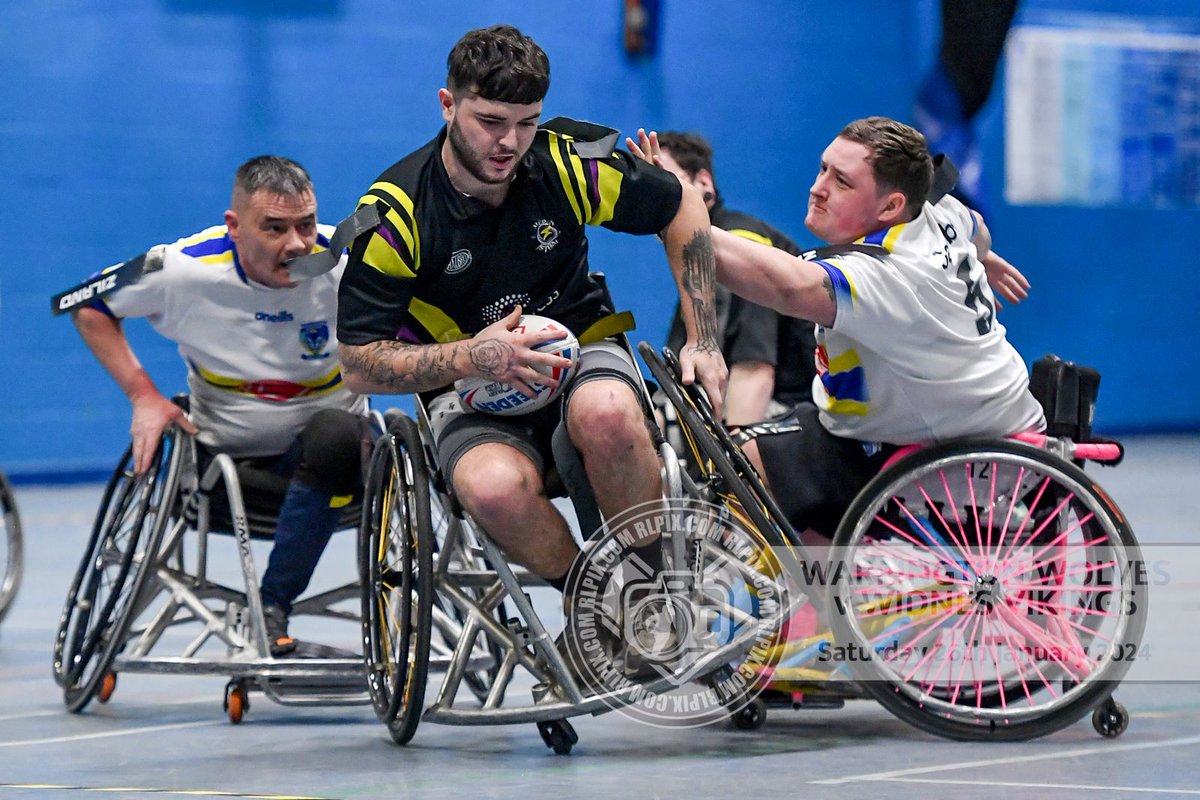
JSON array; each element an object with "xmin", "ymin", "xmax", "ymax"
[{"xmin": 453, "ymin": 316, "xmax": 579, "ymax": 416}]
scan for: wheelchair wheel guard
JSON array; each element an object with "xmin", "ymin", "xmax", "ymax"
[
  {"xmin": 54, "ymin": 428, "xmax": 181, "ymax": 711},
  {"xmin": 0, "ymin": 469, "xmax": 23, "ymax": 626},
  {"xmin": 561, "ymin": 495, "xmax": 794, "ymax": 728},
  {"xmin": 826, "ymin": 439, "xmax": 1147, "ymax": 741},
  {"xmin": 638, "ymin": 343, "xmax": 800, "ymax": 554},
  {"xmin": 360, "ymin": 413, "xmax": 434, "ymax": 745}
]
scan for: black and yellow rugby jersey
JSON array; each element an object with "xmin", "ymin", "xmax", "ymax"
[
  {"xmin": 338, "ymin": 122, "xmax": 682, "ymax": 347},
  {"xmin": 666, "ymin": 200, "xmax": 818, "ymax": 407}
]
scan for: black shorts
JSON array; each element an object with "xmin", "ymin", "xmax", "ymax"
[{"xmin": 745, "ymin": 402, "xmax": 893, "ymax": 538}]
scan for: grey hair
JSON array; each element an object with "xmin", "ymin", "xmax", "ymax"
[{"xmin": 233, "ymin": 155, "xmax": 313, "ymax": 199}]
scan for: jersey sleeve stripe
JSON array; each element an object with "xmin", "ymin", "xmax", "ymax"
[
  {"xmin": 196, "ymin": 252, "xmax": 234, "ymax": 266},
  {"xmin": 567, "ymin": 147, "xmax": 593, "ymax": 220},
  {"xmin": 408, "ymin": 297, "xmax": 468, "ymax": 343},
  {"xmin": 356, "ymin": 191, "xmax": 418, "ymax": 279},
  {"xmin": 727, "ymin": 228, "xmax": 774, "ymax": 246},
  {"xmin": 815, "ymin": 258, "xmax": 856, "ymax": 305},
  {"xmin": 180, "ymin": 231, "xmax": 232, "ymax": 259},
  {"xmin": 551, "ymin": 132, "xmax": 593, "ymax": 219},
  {"xmin": 547, "ymin": 134, "xmax": 585, "ymax": 225},
  {"xmin": 175, "ymin": 225, "xmax": 228, "ymax": 249},
  {"xmin": 366, "ymin": 182, "xmax": 421, "ymax": 267},
  {"xmin": 587, "ymin": 160, "xmax": 623, "ymax": 225}
]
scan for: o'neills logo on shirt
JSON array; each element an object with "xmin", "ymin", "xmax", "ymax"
[
  {"xmin": 446, "ymin": 249, "xmax": 473, "ymax": 274},
  {"xmin": 255, "ymin": 310, "xmax": 294, "ymax": 323}
]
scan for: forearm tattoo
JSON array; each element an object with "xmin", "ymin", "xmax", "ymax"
[
  {"xmin": 680, "ymin": 230, "xmax": 721, "ymax": 354},
  {"xmin": 342, "ymin": 338, "xmax": 516, "ymax": 392}
]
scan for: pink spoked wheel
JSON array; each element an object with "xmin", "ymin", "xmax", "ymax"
[{"xmin": 826, "ymin": 439, "xmax": 1146, "ymax": 741}]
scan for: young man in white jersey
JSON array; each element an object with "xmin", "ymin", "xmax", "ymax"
[
  {"xmin": 631, "ymin": 116, "xmax": 1043, "ymax": 538},
  {"xmin": 72, "ymin": 156, "xmax": 369, "ymax": 654}
]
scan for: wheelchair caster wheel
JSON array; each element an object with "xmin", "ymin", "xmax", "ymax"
[
  {"xmin": 1092, "ymin": 699, "xmax": 1129, "ymax": 738},
  {"xmin": 224, "ymin": 681, "xmax": 250, "ymax": 725},
  {"xmin": 97, "ymin": 672, "xmax": 118, "ymax": 704},
  {"xmin": 731, "ymin": 697, "xmax": 767, "ymax": 730},
  {"xmin": 537, "ymin": 719, "xmax": 578, "ymax": 755}
]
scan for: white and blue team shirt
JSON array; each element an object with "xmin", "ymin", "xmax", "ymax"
[
  {"xmin": 92, "ymin": 225, "xmax": 367, "ymax": 458},
  {"xmin": 810, "ymin": 195, "xmax": 1045, "ymax": 445}
]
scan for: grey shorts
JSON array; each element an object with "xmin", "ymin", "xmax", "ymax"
[{"xmin": 428, "ymin": 339, "xmax": 646, "ymax": 483}]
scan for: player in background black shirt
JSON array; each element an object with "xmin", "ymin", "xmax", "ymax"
[{"xmin": 337, "ymin": 26, "xmax": 725, "ymax": 588}]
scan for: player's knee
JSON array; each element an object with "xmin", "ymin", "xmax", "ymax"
[
  {"xmin": 295, "ymin": 409, "xmax": 365, "ymax": 495},
  {"xmin": 451, "ymin": 449, "xmax": 540, "ymax": 522},
  {"xmin": 566, "ymin": 382, "xmax": 648, "ymax": 459}
]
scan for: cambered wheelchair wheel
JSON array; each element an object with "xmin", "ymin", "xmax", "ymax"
[
  {"xmin": 638, "ymin": 343, "xmax": 796, "ymax": 550},
  {"xmin": 0, "ymin": 469, "xmax": 23, "ymax": 626},
  {"xmin": 827, "ymin": 439, "xmax": 1146, "ymax": 741},
  {"xmin": 361, "ymin": 413, "xmax": 434, "ymax": 745},
  {"xmin": 53, "ymin": 431, "xmax": 182, "ymax": 711}
]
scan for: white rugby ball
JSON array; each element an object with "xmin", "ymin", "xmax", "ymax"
[{"xmin": 454, "ymin": 316, "xmax": 580, "ymax": 416}]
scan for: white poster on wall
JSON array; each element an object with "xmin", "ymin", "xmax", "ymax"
[{"xmin": 1005, "ymin": 17, "xmax": 1200, "ymax": 208}]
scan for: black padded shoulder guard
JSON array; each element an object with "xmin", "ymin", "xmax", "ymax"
[{"xmin": 540, "ymin": 116, "xmax": 621, "ymax": 159}]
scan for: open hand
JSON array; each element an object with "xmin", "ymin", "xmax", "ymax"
[{"xmin": 470, "ymin": 306, "xmax": 572, "ymax": 399}]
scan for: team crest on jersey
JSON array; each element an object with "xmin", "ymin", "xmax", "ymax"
[
  {"xmin": 532, "ymin": 219, "xmax": 559, "ymax": 252},
  {"xmin": 446, "ymin": 249, "xmax": 473, "ymax": 274},
  {"xmin": 299, "ymin": 321, "xmax": 331, "ymax": 360}
]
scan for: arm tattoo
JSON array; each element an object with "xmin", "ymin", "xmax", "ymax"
[
  {"xmin": 822, "ymin": 274, "xmax": 836, "ymax": 304},
  {"xmin": 342, "ymin": 337, "xmax": 516, "ymax": 393},
  {"xmin": 680, "ymin": 230, "xmax": 721, "ymax": 354}
]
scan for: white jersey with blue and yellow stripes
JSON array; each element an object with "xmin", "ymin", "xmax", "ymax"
[
  {"xmin": 96, "ymin": 224, "xmax": 367, "ymax": 457},
  {"xmin": 810, "ymin": 195, "xmax": 1044, "ymax": 445}
]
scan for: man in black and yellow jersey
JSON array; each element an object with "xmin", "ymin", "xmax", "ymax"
[
  {"xmin": 657, "ymin": 131, "xmax": 818, "ymax": 426},
  {"xmin": 336, "ymin": 25, "xmax": 725, "ymax": 589}
]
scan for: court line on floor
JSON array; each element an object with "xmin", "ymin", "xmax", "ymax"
[
  {"xmin": 871, "ymin": 777, "xmax": 1200, "ymax": 795},
  {"xmin": 0, "ymin": 695, "xmax": 214, "ymax": 722},
  {"xmin": 812, "ymin": 733, "xmax": 1200, "ymax": 785},
  {"xmin": 0, "ymin": 719, "xmax": 223, "ymax": 748}
]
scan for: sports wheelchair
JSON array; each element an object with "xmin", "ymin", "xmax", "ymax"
[
  {"xmin": 0, "ymin": 468, "xmax": 23, "ymax": 627},
  {"xmin": 641, "ymin": 343, "xmax": 1145, "ymax": 741},
  {"xmin": 358, "ymin": 342, "xmax": 792, "ymax": 754},
  {"xmin": 52, "ymin": 399, "xmax": 386, "ymax": 722}
]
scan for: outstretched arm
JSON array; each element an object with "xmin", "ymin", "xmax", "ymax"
[
  {"xmin": 629, "ymin": 128, "xmax": 836, "ymax": 329},
  {"xmin": 73, "ymin": 306, "xmax": 197, "ymax": 473},
  {"xmin": 970, "ymin": 212, "xmax": 1029, "ymax": 305},
  {"xmin": 710, "ymin": 228, "xmax": 836, "ymax": 326},
  {"xmin": 659, "ymin": 180, "xmax": 728, "ymax": 419}
]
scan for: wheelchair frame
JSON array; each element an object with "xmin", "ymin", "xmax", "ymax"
[
  {"xmin": 639, "ymin": 342, "xmax": 1144, "ymax": 741},
  {"xmin": 358, "ymin": 335, "xmax": 792, "ymax": 753},
  {"xmin": 53, "ymin": 408, "xmax": 376, "ymax": 721},
  {"xmin": 0, "ymin": 468, "xmax": 23, "ymax": 627}
]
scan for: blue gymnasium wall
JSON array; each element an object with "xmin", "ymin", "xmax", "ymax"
[{"xmin": 0, "ymin": 0, "xmax": 1194, "ymax": 479}]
